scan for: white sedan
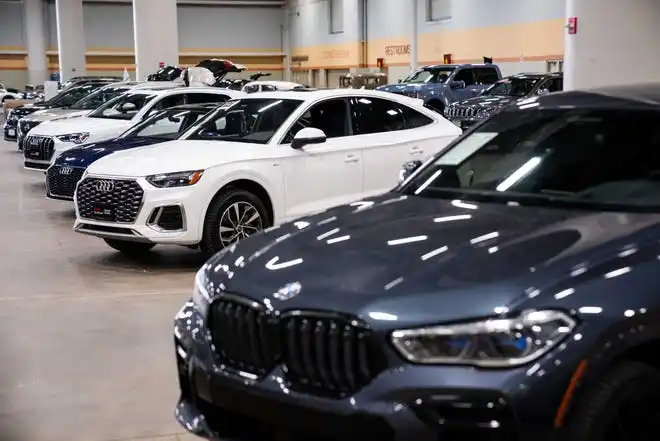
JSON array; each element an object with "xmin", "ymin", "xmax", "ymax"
[
  {"xmin": 73, "ymin": 89, "xmax": 462, "ymax": 255},
  {"xmin": 22, "ymin": 87, "xmax": 245, "ymax": 172}
]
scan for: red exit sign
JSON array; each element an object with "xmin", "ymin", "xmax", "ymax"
[{"xmin": 567, "ymin": 16, "xmax": 578, "ymax": 34}]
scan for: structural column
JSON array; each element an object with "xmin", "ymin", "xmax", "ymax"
[
  {"xmin": 55, "ymin": 0, "xmax": 87, "ymax": 81},
  {"xmin": 23, "ymin": 0, "xmax": 48, "ymax": 85},
  {"xmin": 410, "ymin": 0, "xmax": 418, "ymax": 72},
  {"xmin": 133, "ymin": 0, "xmax": 179, "ymax": 82},
  {"xmin": 564, "ymin": 0, "xmax": 660, "ymax": 90},
  {"xmin": 282, "ymin": 5, "xmax": 292, "ymax": 81}
]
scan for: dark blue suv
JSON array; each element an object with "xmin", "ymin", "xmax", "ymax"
[
  {"xmin": 45, "ymin": 103, "xmax": 217, "ymax": 201},
  {"xmin": 174, "ymin": 84, "xmax": 660, "ymax": 441}
]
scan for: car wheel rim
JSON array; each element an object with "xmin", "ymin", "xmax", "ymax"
[
  {"xmin": 218, "ymin": 201, "xmax": 263, "ymax": 247},
  {"xmin": 603, "ymin": 388, "xmax": 660, "ymax": 441}
]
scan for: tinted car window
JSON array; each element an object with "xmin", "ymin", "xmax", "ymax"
[
  {"xmin": 88, "ymin": 93, "xmax": 156, "ymax": 120},
  {"xmin": 401, "ymin": 105, "xmax": 434, "ymax": 128},
  {"xmin": 353, "ymin": 97, "xmax": 405, "ymax": 134},
  {"xmin": 146, "ymin": 94, "xmax": 186, "ymax": 116},
  {"xmin": 186, "ymin": 98, "xmax": 303, "ymax": 144},
  {"xmin": 69, "ymin": 86, "xmax": 130, "ymax": 110},
  {"xmin": 186, "ymin": 93, "xmax": 229, "ymax": 104},
  {"xmin": 127, "ymin": 109, "xmax": 208, "ymax": 140},
  {"xmin": 484, "ymin": 78, "xmax": 541, "ymax": 97},
  {"xmin": 400, "ymin": 109, "xmax": 660, "ymax": 211},
  {"xmin": 403, "ymin": 67, "xmax": 455, "ymax": 84},
  {"xmin": 474, "ymin": 67, "xmax": 500, "ymax": 84},
  {"xmin": 47, "ymin": 84, "xmax": 103, "ymax": 107},
  {"xmin": 284, "ymin": 98, "xmax": 350, "ymax": 142},
  {"xmin": 453, "ymin": 69, "xmax": 475, "ymax": 86}
]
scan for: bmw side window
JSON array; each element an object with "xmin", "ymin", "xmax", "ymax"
[
  {"xmin": 400, "ymin": 105, "xmax": 434, "ymax": 129},
  {"xmin": 453, "ymin": 69, "xmax": 476, "ymax": 86},
  {"xmin": 283, "ymin": 98, "xmax": 351, "ymax": 143},
  {"xmin": 352, "ymin": 97, "xmax": 406, "ymax": 134}
]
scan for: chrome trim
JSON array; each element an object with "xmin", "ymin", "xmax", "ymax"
[
  {"xmin": 146, "ymin": 203, "xmax": 187, "ymax": 233},
  {"xmin": 73, "ymin": 223, "xmax": 153, "ymax": 243}
]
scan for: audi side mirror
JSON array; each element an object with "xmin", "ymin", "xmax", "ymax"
[{"xmin": 291, "ymin": 127, "xmax": 327, "ymax": 150}]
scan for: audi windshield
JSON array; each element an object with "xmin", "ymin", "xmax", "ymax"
[{"xmin": 88, "ymin": 92, "xmax": 156, "ymax": 120}]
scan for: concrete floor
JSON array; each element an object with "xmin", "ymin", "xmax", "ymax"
[{"xmin": 0, "ymin": 138, "xmax": 204, "ymax": 441}]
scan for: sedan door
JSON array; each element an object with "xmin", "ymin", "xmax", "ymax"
[
  {"xmin": 350, "ymin": 96, "xmax": 439, "ymax": 197},
  {"xmin": 279, "ymin": 97, "xmax": 364, "ymax": 221}
]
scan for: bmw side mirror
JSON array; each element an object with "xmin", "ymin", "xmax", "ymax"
[
  {"xmin": 291, "ymin": 127, "xmax": 327, "ymax": 150},
  {"xmin": 398, "ymin": 159, "xmax": 423, "ymax": 183}
]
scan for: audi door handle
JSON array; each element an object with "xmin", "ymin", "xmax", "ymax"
[
  {"xmin": 344, "ymin": 154, "xmax": 359, "ymax": 163},
  {"xmin": 410, "ymin": 146, "xmax": 424, "ymax": 155}
]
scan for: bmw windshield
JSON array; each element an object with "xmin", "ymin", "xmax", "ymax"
[
  {"xmin": 88, "ymin": 92, "xmax": 156, "ymax": 120},
  {"xmin": 184, "ymin": 98, "xmax": 303, "ymax": 144},
  {"xmin": 399, "ymin": 106, "xmax": 660, "ymax": 212},
  {"xmin": 69, "ymin": 86, "xmax": 131, "ymax": 110}
]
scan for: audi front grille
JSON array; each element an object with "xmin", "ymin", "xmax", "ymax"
[
  {"xmin": 75, "ymin": 177, "xmax": 144, "ymax": 223},
  {"xmin": 46, "ymin": 165, "xmax": 85, "ymax": 200},
  {"xmin": 23, "ymin": 136, "xmax": 54, "ymax": 161},
  {"xmin": 207, "ymin": 295, "xmax": 387, "ymax": 397}
]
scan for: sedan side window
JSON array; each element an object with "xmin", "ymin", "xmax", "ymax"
[
  {"xmin": 186, "ymin": 93, "xmax": 229, "ymax": 104},
  {"xmin": 352, "ymin": 97, "xmax": 406, "ymax": 134},
  {"xmin": 283, "ymin": 98, "xmax": 351, "ymax": 143}
]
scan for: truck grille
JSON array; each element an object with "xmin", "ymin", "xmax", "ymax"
[
  {"xmin": 75, "ymin": 177, "xmax": 144, "ymax": 223},
  {"xmin": 445, "ymin": 106, "xmax": 479, "ymax": 119},
  {"xmin": 207, "ymin": 296, "xmax": 386, "ymax": 396},
  {"xmin": 46, "ymin": 165, "xmax": 85, "ymax": 200},
  {"xmin": 208, "ymin": 297, "xmax": 281, "ymax": 375},
  {"xmin": 23, "ymin": 136, "xmax": 54, "ymax": 161}
]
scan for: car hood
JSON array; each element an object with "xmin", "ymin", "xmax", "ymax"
[
  {"xmin": 452, "ymin": 95, "xmax": 516, "ymax": 109},
  {"xmin": 54, "ymin": 137, "xmax": 167, "ymax": 167},
  {"xmin": 10, "ymin": 103, "xmax": 50, "ymax": 116},
  {"xmin": 31, "ymin": 116, "xmax": 132, "ymax": 136},
  {"xmin": 203, "ymin": 193, "xmax": 660, "ymax": 329},
  {"xmin": 27, "ymin": 108, "xmax": 89, "ymax": 122},
  {"xmin": 86, "ymin": 140, "xmax": 267, "ymax": 177},
  {"xmin": 376, "ymin": 83, "xmax": 440, "ymax": 93}
]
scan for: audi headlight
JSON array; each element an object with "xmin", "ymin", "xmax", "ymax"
[
  {"xmin": 391, "ymin": 310, "xmax": 576, "ymax": 367},
  {"xmin": 146, "ymin": 170, "xmax": 204, "ymax": 188},
  {"xmin": 56, "ymin": 132, "xmax": 90, "ymax": 144},
  {"xmin": 192, "ymin": 267, "xmax": 211, "ymax": 316}
]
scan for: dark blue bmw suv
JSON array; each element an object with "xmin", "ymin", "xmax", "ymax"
[
  {"xmin": 174, "ymin": 84, "xmax": 660, "ymax": 441},
  {"xmin": 45, "ymin": 103, "xmax": 217, "ymax": 201}
]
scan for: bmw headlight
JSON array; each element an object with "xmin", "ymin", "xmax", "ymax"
[
  {"xmin": 391, "ymin": 310, "xmax": 576, "ymax": 367},
  {"xmin": 56, "ymin": 132, "xmax": 90, "ymax": 144},
  {"xmin": 192, "ymin": 267, "xmax": 211, "ymax": 316},
  {"xmin": 146, "ymin": 170, "xmax": 204, "ymax": 188}
]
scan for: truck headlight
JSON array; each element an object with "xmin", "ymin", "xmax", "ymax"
[
  {"xmin": 391, "ymin": 310, "xmax": 576, "ymax": 367},
  {"xmin": 146, "ymin": 170, "xmax": 204, "ymax": 188},
  {"xmin": 192, "ymin": 267, "xmax": 211, "ymax": 317},
  {"xmin": 56, "ymin": 132, "xmax": 90, "ymax": 144}
]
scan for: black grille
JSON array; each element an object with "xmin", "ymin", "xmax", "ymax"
[
  {"xmin": 46, "ymin": 165, "xmax": 85, "ymax": 199},
  {"xmin": 23, "ymin": 136, "xmax": 54, "ymax": 161},
  {"xmin": 147, "ymin": 205, "xmax": 184, "ymax": 231},
  {"xmin": 282, "ymin": 314, "xmax": 383, "ymax": 396},
  {"xmin": 207, "ymin": 296, "xmax": 386, "ymax": 396},
  {"xmin": 445, "ymin": 106, "xmax": 479, "ymax": 119},
  {"xmin": 76, "ymin": 177, "xmax": 144, "ymax": 223},
  {"xmin": 208, "ymin": 297, "xmax": 281, "ymax": 375},
  {"xmin": 18, "ymin": 119, "xmax": 42, "ymax": 136}
]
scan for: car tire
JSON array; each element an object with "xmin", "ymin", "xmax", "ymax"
[
  {"xmin": 200, "ymin": 188, "xmax": 270, "ymax": 257},
  {"xmin": 566, "ymin": 361, "xmax": 660, "ymax": 440},
  {"xmin": 103, "ymin": 238, "xmax": 155, "ymax": 255}
]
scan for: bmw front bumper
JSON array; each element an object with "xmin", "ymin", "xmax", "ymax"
[{"xmin": 173, "ymin": 302, "xmax": 585, "ymax": 441}]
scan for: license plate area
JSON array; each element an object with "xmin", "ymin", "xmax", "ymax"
[
  {"xmin": 7, "ymin": 129, "xmax": 15, "ymax": 136},
  {"xmin": 91, "ymin": 204, "xmax": 114, "ymax": 221}
]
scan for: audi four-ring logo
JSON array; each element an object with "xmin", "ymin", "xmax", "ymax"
[
  {"xmin": 95, "ymin": 180, "xmax": 115, "ymax": 192},
  {"xmin": 59, "ymin": 166, "xmax": 73, "ymax": 175}
]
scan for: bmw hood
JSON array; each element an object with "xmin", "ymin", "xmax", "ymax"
[
  {"xmin": 202, "ymin": 193, "xmax": 660, "ymax": 329},
  {"xmin": 86, "ymin": 140, "xmax": 269, "ymax": 177},
  {"xmin": 30, "ymin": 116, "xmax": 132, "ymax": 137}
]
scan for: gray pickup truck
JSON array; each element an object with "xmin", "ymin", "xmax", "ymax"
[{"xmin": 376, "ymin": 63, "xmax": 502, "ymax": 114}]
